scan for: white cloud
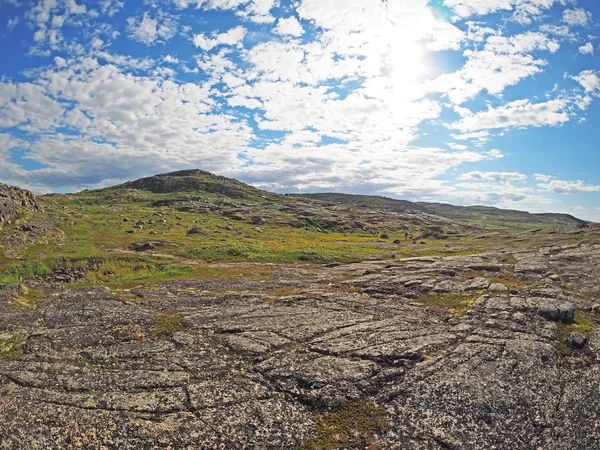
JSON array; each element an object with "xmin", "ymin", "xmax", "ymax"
[
  {"xmin": 446, "ymin": 142, "xmax": 468, "ymax": 150},
  {"xmin": 193, "ymin": 26, "xmax": 247, "ymax": 50},
  {"xmin": 539, "ymin": 24, "xmax": 576, "ymax": 41},
  {"xmin": 451, "ymin": 99, "xmax": 570, "ymax": 132},
  {"xmin": 90, "ymin": 37, "xmax": 104, "ymax": 48},
  {"xmin": 487, "ymin": 149, "xmax": 504, "ymax": 158},
  {"xmin": 25, "ymin": 0, "xmax": 87, "ymax": 48},
  {"xmin": 100, "ymin": 0, "xmax": 124, "ymax": 17},
  {"xmin": 579, "ymin": 42, "xmax": 594, "ymax": 55},
  {"xmin": 538, "ymin": 179, "xmax": 600, "ymax": 194},
  {"xmin": 458, "ymin": 171, "xmax": 527, "ymax": 184},
  {"xmin": 444, "ymin": 0, "xmax": 560, "ymax": 23},
  {"xmin": 126, "ymin": 12, "xmax": 177, "ymax": 46},
  {"xmin": 562, "ymin": 8, "xmax": 592, "ymax": 27},
  {"xmin": 573, "ymin": 70, "xmax": 600, "ymax": 94},
  {"xmin": 450, "ymin": 130, "xmax": 491, "ymax": 142},
  {"xmin": 484, "ymin": 32, "xmax": 560, "ymax": 54},
  {"xmin": 240, "ymin": 0, "xmax": 278, "ymax": 23},
  {"xmin": 0, "ymin": 81, "xmax": 65, "ymax": 132},
  {"xmin": 273, "ymin": 16, "xmax": 304, "ymax": 37},
  {"xmin": 533, "ymin": 173, "xmax": 552, "ymax": 182},
  {"xmin": 7, "ymin": 17, "xmax": 19, "ymax": 32},
  {"xmin": 163, "ymin": 54, "xmax": 179, "ymax": 64},
  {"xmin": 429, "ymin": 31, "xmax": 558, "ymax": 104}
]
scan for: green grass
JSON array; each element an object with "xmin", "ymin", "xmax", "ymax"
[
  {"xmin": 185, "ymin": 240, "xmax": 380, "ymax": 264},
  {"xmin": 300, "ymin": 400, "xmax": 389, "ymax": 450},
  {"xmin": 152, "ymin": 312, "xmax": 184, "ymax": 337},
  {"xmin": 0, "ymin": 260, "xmax": 53, "ymax": 283},
  {"xmin": 412, "ymin": 291, "xmax": 484, "ymax": 316},
  {"xmin": 556, "ymin": 310, "xmax": 598, "ymax": 355}
]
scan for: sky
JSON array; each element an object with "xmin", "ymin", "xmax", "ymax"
[{"xmin": 0, "ymin": 0, "xmax": 600, "ymax": 220}]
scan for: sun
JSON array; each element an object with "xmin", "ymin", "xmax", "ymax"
[{"xmin": 386, "ymin": 39, "xmax": 428, "ymax": 82}]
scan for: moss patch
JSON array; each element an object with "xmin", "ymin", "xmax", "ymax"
[
  {"xmin": 412, "ymin": 291, "xmax": 483, "ymax": 316},
  {"xmin": 152, "ymin": 312, "xmax": 184, "ymax": 337},
  {"xmin": 10, "ymin": 285, "xmax": 49, "ymax": 310},
  {"xmin": 0, "ymin": 333, "xmax": 26, "ymax": 358},
  {"xmin": 272, "ymin": 286, "xmax": 304, "ymax": 297},
  {"xmin": 556, "ymin": 310, "xmax": 598, "ymax": 355},
  {"xmin": 300, "ymin": 400, "xmax": 389, "ymax": 450}
]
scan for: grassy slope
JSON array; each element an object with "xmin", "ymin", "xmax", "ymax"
[{"xmin": 0, "ymin": 170, "xmax": 590, "ymax": 288}]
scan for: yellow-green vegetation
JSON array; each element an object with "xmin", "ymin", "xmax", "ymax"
[
  {"xmin": 0, "ymin": 170, "xmax": 587, "ymax": 291},
  {"xmin": 413, "ymin": 291, "xmax": 483, "ymax": 316},
  {"xmin": 0, "ymin": 260, "xmax": 53, "ymax": 283},
  {"xmin": 0, "ymin": 333, "xmax": 26, "ymax": 358},
  {"xmin": 152, "ymin": 311, "xmax": 184, "ymax": 337},
  {"xmin": 272, "ymin": 286, "xmax": 304, "ymax": 297},
  {"xmin": 10, "ymin": 285, "xmax": 49, "ymax": 310},
  {"xmin": 556, "ymin": 310, "xmax": 598, "ymax": 355},
  {"xmin": 300, "ymin": 400, "xmax": 389, "ymax": 450}
]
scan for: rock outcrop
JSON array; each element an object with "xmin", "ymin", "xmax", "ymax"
[
  {"xmin": 1, "ymin": 240, "xmax": 599, "ymax": 449},
  {"xmin": 0, "ymin": 183, "xmax": 39, "ymax": 227}
]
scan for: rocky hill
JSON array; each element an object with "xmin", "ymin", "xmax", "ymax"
[
  {"xmin": 0, "ymin": 183, "xmax": 40, "ymax": 227},
  {"xmin": 418, "ymin": 202, "xmax": 587, "ymax": 228},
  {"xmin": 0, "ymin": 170, "xmax": 599, "ymax": 449}
]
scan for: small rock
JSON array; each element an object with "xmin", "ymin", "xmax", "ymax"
[
  {"xmin": 188, "ymin": 227, "xmax": 209, "ymax": 236},
  {"xmin": 254, "ymin": 227, "xmax": 263, "ymax": 233},
  {"xmin": 513, "ymin": 312, "xmax": 526, "ymax": 322},
  {"xmin": 489, "ymin": 283, "xmax": 509, "ymax": 291},
  {"xmin": 567, "ymin": 332, "xmax": 587, "ymax": 350},
  {"xmin": 251, "ymin": 216, "xmax": 266, "ymax": 225}
]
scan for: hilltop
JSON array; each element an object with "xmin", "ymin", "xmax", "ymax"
[{"xmin": 0, "ymin": 170, "xmax": 599, "ymax": 449}]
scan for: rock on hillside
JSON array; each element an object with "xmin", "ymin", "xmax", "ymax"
[{"xmin": 0, "ymin": 183, "xmax": 40, "ymax": 227}]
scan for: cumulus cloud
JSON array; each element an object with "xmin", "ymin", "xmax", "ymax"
[
  {"xmin": 239, "ymin": 0, "xmax": 278, "ymax": 23},
  {"xmin": 126, "ymin": 12, "xmax": 177, "ymax": 46},
  {"xmin": 273, "ymin": 16, "xmax": 304, "ymax": 37},
  {"xmin": 429, "ymin": 31, "xmax": 558, "ymax": 104},
  {"xmin": 459, "ymin": 171, "xmax": 527, "ymax": 184},
  {"xmin": 538, "ymin": 179, "xmax": 600, "ymax": 194},
  {"xmin": 579, "ymin": 42, "xmax": 594, "ymax": 55},
  {"xmin": 451, "ymin": 99, "xmax": 570, "ymax": 132},
  {"xmin": 573, "ymin": 70, "xmax": 600, "ymax": 94},
  {"xmin": 193, "ymin": 26, "xmax": 247, "ymax": 50},
  {"xmin": 562, "ymin": 8, "xmax": 592, "ymax": 27},
  {"xmin": 444, "ymin": 0, "xmax": 561, "ymax": 23},
  {"xmin": 533, "ymin": 173, "xmax": 552, "ymax": 182}
]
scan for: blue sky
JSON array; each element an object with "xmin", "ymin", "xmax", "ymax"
[{"xmin": 0, "ymin": 0, "xmax": 599, "ymax": 220}]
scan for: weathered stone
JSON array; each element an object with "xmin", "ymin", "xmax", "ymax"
[
  {"xmin": 567, "ymin": 332, "xmax": 587, "ymax": 349},
  {"xmin": 187, "ymin": 227, "xmax": 209, "ymax": 235}
]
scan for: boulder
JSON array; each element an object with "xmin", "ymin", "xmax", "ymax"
[{"xmin": 187, "ymin": 227, "xmax": 209, "ymax": 236}]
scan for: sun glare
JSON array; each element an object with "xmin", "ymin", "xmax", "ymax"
[{"xmin": 387, "ymin": 39, "xmax": 427, "ymax": 82}]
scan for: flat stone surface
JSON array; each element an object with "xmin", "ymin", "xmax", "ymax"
[{"xmin": 1, "ymin": 241, "xmax": 600, "ymax": 449}]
